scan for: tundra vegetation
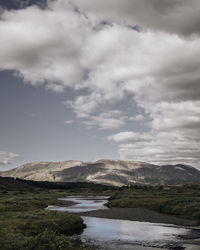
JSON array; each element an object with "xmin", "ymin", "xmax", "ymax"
[
  {"xmin": 107, "ymin": 184, "xmax": 200, "ymax": 220},
  {"xmin": 0, "ymin": 177, "xmax": 200, "ymax": 249},
  {"xmin": 0, "ymin": 177, "xmax": 99, "ymax": 250}
]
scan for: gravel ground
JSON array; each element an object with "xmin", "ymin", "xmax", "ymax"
[{"xmin": 78, "ymin": 207, "xmax": 199, "ymax": 226}]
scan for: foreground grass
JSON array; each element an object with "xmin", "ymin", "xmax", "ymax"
[
  {"xmin": 0, "ymin": 189, "xmax": 91, "ymax": 250},
  {"xmin": 107, "ymin": 184, "xmax": 200, "ymax": 221}
]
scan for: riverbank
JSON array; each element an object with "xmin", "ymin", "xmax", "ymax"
[
  {"xmin": 55, "ymin": 195, "xmax": 199, "ymax": 226},
  {"xmin": 45, "ymin": 194, "xmax": 200, "ymax": 249},
  {"xmin": 78, "ymin": 207, "xmax": 199, "ymax": 226},
  {"xmin": 0, "ymin": 188, "xmax": 91, "ymax": 250},
  {"xmin": 107, "ymin": 184, "xmax": 200, "ymax": 222},
  {"xmin": 57, "ymin": 196, "xmax": 199, "ymax": 250},
  {"xmin": 52, "ymin": 183, "xmax": 200, "ymax": 225}
]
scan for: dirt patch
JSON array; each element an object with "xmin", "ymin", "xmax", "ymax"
[{"xmin": 78, "ymin": 207, "xmax": 199, "ymax": 226}]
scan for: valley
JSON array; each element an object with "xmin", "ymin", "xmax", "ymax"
[{"xmin": 0, "ymin": 176, "xmax": 200, "ymax": 249}]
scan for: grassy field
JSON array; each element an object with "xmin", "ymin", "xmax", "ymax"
[
  {"xmin": 1, "ymin": 176, "xmax": 200, "ymax": 249},
  {"xmin": 107, "ymin": 184, "xmax": 200, "ymax": 221},
  {"xmin": 0, "ymin": 178, "xmax": 95, "ymax": 250}
]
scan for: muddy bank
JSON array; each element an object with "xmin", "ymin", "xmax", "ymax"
[
  {"xmin": 53, "ymin": 199, "xmax": 77, "ymax": 207},
  {"xmin": 49, "ymin": 196, "xmax": 200, "ymax": 249},
  {"xmin": 78, "ymin": 207, "xmax": 199, "ymax": 226},
  {"xmin": 54, "ymin": 197, "xmax": 199, "ymax": 226}
]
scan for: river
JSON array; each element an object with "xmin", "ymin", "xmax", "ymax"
[{"xmin": 47, "ymin": 196, "xmax": 200, "ymax": 249}]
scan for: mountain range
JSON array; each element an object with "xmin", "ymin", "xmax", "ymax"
[{"xmin": 1, "ymin": 159, "xmax": 200, "ymax": 186}]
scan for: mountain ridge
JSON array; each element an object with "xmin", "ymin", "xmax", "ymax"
[{"xmin": 1, "ymin": 159, "xmax": 200, "ymax": 186}]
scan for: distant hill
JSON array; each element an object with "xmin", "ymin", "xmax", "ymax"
[{"xmin": 1, "ymin": 159, "xmax": 200, "ymax": 186}]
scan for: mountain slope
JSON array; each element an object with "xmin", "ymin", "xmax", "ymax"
[{"xmin": 1, "ymin": 159, "xmax": 200, "ymax": 186}]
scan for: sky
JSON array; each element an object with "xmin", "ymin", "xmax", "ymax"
[{"xmin": 0, "ymin": 0, "xmax": 200, "ymax": 170}]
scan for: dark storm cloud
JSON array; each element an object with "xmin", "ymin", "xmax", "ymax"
[{"xmin": 74, "ymin": 0, "xmax": 200, "ymax": 36}]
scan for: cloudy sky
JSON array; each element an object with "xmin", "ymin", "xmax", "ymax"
[{"xmin": 1, "ymin": 0, "xmax": 200, "ymax": 170}]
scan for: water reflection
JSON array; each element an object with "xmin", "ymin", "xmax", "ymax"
[
  {"xmin": 81, "ymin": 216, "xmax": 188, "ymax": 242},
  {"xmin": 46, "ymin": 196, "xmax": 198, "ymax": 249},
  {"xmin": 47, "ymin": 196, "xmax": 109, "ymax": 213}
]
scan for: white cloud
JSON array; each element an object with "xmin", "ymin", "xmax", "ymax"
[
  {"xmin": 0, "ymin": 0, "xmax": 94, "ymax": 88},
  {"xmin": 0, "ymin": 0, "xmax": 200, "ymax": 166},
  {"xmin": 118, "ymin": 137, "xmax": 200, "ymax": 167},
  {"xmin": 82, "ymin": 110, "xmax": 127, "ymax": 130},
  {"xmin": 151, "ymin": 101, "xmax": 200, "ymax": 131},
  {"xmin": 66, "ymin": 93, "xmax": 106, "ymax": 118},
  {"xmin": 46, "ymin": 83, "xmax": 65, "ymax": 93},
  {"xmin": 108, "ymin": 132, "xmax": 152, "ymax": 143},
  {"xmin": 109, "ymin": 126, "xmax": 200, "ymax": 167},
  {"xmin": 0, "ymin": 152, "xmax": 20, "ymax": 166},
  {"xmin": 129, "ymin": 114, "xmax": 145, "ymax": 121},
  {"xmin": 64, "ymin": 120, "xmax": 75, "ymax": 125}
]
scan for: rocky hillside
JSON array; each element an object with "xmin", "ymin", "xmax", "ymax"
[{"xmin": 1, "ymin": 159, "xmax": 200, "ymax": 186}]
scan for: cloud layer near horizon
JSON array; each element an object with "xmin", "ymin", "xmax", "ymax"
[
  {"xmin": 1, "ymin": 0, "xmax": 200, "ymax": 167},
  {"xmin": 0, "ymin": 152, "xmax": 20, "ymax": 167}
]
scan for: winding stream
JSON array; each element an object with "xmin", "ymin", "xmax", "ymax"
[{"xmin": 47, "ymin": 196, "xmax": 200, "ymax": 249}]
